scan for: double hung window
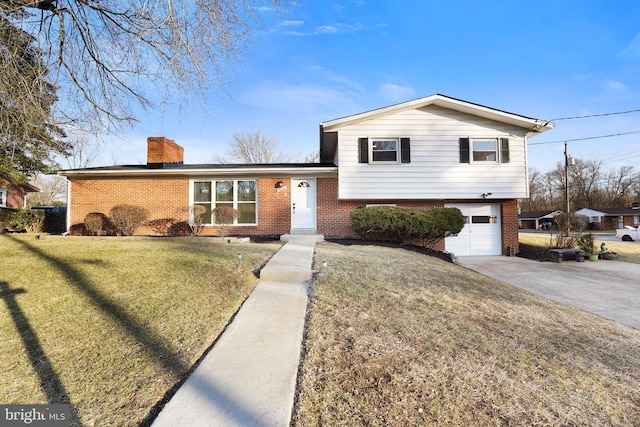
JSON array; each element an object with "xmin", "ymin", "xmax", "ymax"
[
  {"xmin": 459, "ymin": 137, "xmax": 510, "ymax": 164},
  {"xmin": 371, "ymin": 138, "xmax": 399, "ymax": 162},
  {"xmin": 471, "ymin": 139, "xmax": 498, "ymax": 162},
  {"xmin": 192, "ymin": 180, "xmax": 257, "ymax": 225},
  {"xmin": 358, "ymin": 137, "xmax": 411, "ymax": 164},
  {"xmin": 0, "ymin": 189, "xmax": 6, "ymax": 207}
]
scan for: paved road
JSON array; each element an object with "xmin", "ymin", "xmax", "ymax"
[{"xmin": 458, "ymin": 256, "xmax": 640, "ymax": 330}]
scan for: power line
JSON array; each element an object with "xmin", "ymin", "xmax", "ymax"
[
  {"xmin": 550, "ymin": 108, "xmax": 640, "ymax": 121},
  {"xmin": 529, "ymin": 130, "xmax": 640, "ymax": 146}
]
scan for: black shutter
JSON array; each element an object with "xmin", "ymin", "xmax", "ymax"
[
  {"xmin": 500, "ymin": 138, "xmax": 510, "ymax": 163},
  {"xmin": 459, "ymin": 138, "xmax": 470, "ymax": 163},
  {"xmin": 358, "ymin": 138, "xmax": 369, "ymax": 163},
  {"xmin": 320, "ymin": 131, "xmax": 338, "ymax": 163},
  {"xmin": 400, "ymin": 138, "xmax": 411, "ymax": 163}
]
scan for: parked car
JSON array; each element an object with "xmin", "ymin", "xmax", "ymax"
[{"xmin": 615, "ymin": 225, "xmax": 640, "ymax": 241}]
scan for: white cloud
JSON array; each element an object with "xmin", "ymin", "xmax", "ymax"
[
  {"xmin": 274, "ymin": 20, "xmax": 371, "ymax": 36},
  {"xmin": 309, "ymin": 65, "xmax": 365, "ymax": 93},
  {"xmin": 240, "ymin": 82, "xmax": 359, "ymax": 114},
  {"xmin": 620, "ymin": 33, "xmax": 640, "ymax": 60},
  {"xmin": 378, "ymin": 83, "xmax": 416, "ymax": 101},
  {"xmin": 606, "ymin": 80, "xmax": 628, "ymax": 91},
  {"xmin": 277, "ymin": 20, "xmax": 304, "ymax": 27}
]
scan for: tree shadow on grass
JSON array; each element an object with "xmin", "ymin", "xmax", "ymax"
[
  {"xmin": 0, "ymin": 281, "xmax": 82, "ymax": 425},
  {"xmin": 6, "ymin": 235, "xmax": 266, "ymax": 426}
]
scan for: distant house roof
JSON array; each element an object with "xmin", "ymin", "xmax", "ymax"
[
  {"xmin": 21, "ymin": 183, "xmax": 40, "ymax": 192},
  {"xmin": 577, "ymin": 207, "xmax": 640, "ymax": 216},
  {"xmin": 519, "ymin": 210, "xmax": 562, "ymax": 220}
]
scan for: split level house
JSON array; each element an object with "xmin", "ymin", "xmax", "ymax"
[{"xmin": 58, "ymin": 94, "xmax": 555, "ymax": 256}]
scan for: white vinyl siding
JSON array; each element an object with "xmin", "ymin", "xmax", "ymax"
[{"xmin": 337, "ymin": 106, "xmax": 529, "ymax": 200}]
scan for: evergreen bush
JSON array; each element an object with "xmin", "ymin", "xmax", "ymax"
[{"xmin": 350, "ymin": 206, "xmax": 465, "ymax": 248}]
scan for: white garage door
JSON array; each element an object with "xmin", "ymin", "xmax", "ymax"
[{"xmin": 445, "ymin": 204, "xmax": 501, "ymax": 256}]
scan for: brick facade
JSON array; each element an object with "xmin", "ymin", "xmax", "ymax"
[
  {"xmin": 69, "ymin": 177, "xmax": 293, "ymax": 236},
  {"xmin": 500, "ymin": 199, "xmax": 520, "ymax": 255},
  {"xmin": 68, "ymin": 174, "xmax": 519, "ymax": 255}
]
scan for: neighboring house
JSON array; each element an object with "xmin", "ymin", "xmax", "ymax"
[
  {"xmin": 519, "ymin": 210, "xmax": 563, "ymax": 230},
  {"xmin": 576, "ymin": 207, "xmax": 640, "ymax": 230},
  {"xmin": 0, "ymin": 180, "xmax": 40, "ymax": 209},
  {"xmin": 58, "ymin": 94, "xmax": 554, "ymax": 256}
]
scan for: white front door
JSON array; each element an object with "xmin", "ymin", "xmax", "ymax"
[
  {"xmin": 291, "ymin": 178, "xmax": 316, "ymax": 230},
  {"xmin": 445, "ymin": 204, "xmax": 502, "ymax": 256}
]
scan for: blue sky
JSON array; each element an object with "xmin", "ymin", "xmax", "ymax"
[{"xmin": 101, "ymin": 0, "xmax": 640, "ymax": 173}]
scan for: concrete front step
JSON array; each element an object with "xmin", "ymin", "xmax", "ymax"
[
  {"xmin": 260, "ymin": 238, "xmax": 317, "ymax": 283},
  {"xmin": 280, "ymin": 233, "xmax": 324, "ymax": 243}
]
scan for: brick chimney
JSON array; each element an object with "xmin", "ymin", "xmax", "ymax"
[{"xmin": 147, "ymin": 137, "xmax": 184, "ymax": 168}]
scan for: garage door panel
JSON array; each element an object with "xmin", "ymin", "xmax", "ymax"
[{"xmin": 445, "ymin": 204, "xmax": 501, "ymax": 256}]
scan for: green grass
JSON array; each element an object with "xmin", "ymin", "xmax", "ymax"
[
  {"xmin": 293, "ymin": 242, "xmax": 640, "ymax": 426},
  {"xmin": 0, "ymin": 234, "xmax": 280, "ymax": 426}
]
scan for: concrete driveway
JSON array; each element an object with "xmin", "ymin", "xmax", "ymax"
[{"xmin": 457, "ymin": 256, "xmax": 640, "ymax": 330}]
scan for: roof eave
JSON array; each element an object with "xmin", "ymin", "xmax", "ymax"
[
  {"xmin": 58, "ymin": 165, "xmax": 339, "ymax": 179},
  {"xmin": 321, "ymin": 93, "xmax": 555, "ymax": 135}
]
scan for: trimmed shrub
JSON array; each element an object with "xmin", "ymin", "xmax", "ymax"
[
  {"xmin": 213, "ymin": 206, "xmax": 240, "ymax": 239},
  {"xmin": 350, "ymin": 206, "xmax": 465, "ymax": 248},
  {"xmin": 109, "ymin": 204, "xmax": 149, "ymax": 236},
  {"xmin": 69, "ymin": 223, "xmax": 88, "ymax": 236},
  {"xmin": 148, "ymin": 218, "xmax": 176, "ymax": 236},
  {"xmin": 187, "ymin": 205, "xmax": 207, "ymax": 236},
  {"xmin": 84, "ymin": 212, "xmax": 110, "ymax": 236},
  {"xmin": 168, "ymin": 221, "xmax": 192, "ymax": 236}
]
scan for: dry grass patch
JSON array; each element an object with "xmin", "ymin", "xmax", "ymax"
[
  {"xmin": 520, "ymin": 233, "xmax": 640, "ymax": 264},
  {"xmin": 0, "ymin": 234, "xmax": 280, "ymax": 426},
  {"xmin": 294, "ymin": 242, "xmax": 640, "ymax": 426}
]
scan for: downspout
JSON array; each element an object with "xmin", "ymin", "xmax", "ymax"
[{"xmin": 58, "ymin": 174, "xmax": 71, "ymax": 234}]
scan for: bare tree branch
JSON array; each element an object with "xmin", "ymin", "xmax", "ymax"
[
  {"xmin": 216, "ymin": 130, "xmax": 297, "ymax": 164},
  {"xmin": 1, "ymin": 0, "xmax": 283, "ymax": 133}
]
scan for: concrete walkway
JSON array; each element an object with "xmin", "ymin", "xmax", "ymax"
[
  {"xmin": 458, "ymin": 256, "xmax": 640, "ymax": 330},
  {"xmin": 152, "ymin": 236, "xmax": 320, "ymax": 427}
]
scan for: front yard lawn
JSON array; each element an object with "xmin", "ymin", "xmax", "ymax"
[
  {"xmin": 293, "ymin": 242, "xmax": 640, "ymax": 426},
  {"xmin": 0, "ymin": 234, "xmax": 280, "ymax": 426}
]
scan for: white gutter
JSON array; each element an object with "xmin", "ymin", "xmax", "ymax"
[{"xmin": 58, "ymin": 165, "xmax": 338, "ymax": 179}]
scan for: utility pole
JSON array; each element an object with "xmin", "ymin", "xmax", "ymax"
[{"xmin": 564, "ymin": 142, "xmax": 572, "ymax": 235}]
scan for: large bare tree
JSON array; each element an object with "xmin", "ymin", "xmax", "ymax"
[
  {"xmin": 1, "ymin": 0, "xmax": 282, "ymax": 133},
  {"xmin": 216, "ymin": 130, "xmax": 297, "ymax": 163}
]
